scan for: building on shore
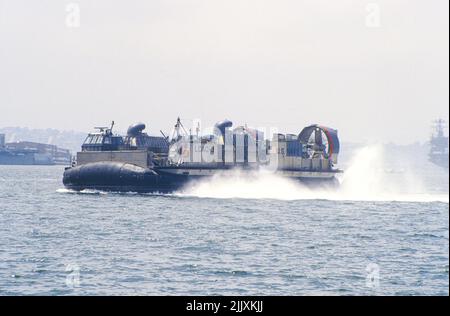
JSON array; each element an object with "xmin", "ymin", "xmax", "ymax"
[{"xmin": 0, "ymin": 133, "xmax": 71, "ymax": 165}]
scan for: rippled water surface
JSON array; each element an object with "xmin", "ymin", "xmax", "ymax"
[{"xmin": 0, "ymin": 165, "xmax": 448, "ymax": 295}]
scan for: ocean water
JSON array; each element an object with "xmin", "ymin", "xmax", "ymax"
[{"xmin": 0, "ymin": 146, "xmax": 448, "ymax": 295}]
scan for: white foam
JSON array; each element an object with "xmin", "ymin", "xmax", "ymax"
[{"xmin": 56, "ymin": 188, "xmax": 108, "ymax": 195}]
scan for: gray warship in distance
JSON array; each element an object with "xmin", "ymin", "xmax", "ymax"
[
  {"xmin": 429, "ymin": 119, "xmax": 449, "ymax": 169},
  {"xmin": 62, "ymin": 118, "xmax": 342, "ymax": 193}
]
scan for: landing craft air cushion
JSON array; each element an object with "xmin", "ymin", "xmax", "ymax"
[{"xmin": 63, "ymin": 118, "xmax": 342, "ymax": 192}]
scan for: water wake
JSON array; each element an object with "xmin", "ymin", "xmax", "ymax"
[
  {"xmin": 56, "ymin": 188, "xmax": 108, "ymax": 195},
  {"xmin": 177, "ymin": 145, "xmax": 449, "ymax": 203}
]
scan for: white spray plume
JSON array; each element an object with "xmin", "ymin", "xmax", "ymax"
[{"xmin": 177, "ymin": 145, "xmax": 449, "ymax": 203}]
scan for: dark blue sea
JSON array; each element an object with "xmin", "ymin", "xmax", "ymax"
[{"xmin": 0, "ymin": 151, "xmax": 448, "ymax": 295}]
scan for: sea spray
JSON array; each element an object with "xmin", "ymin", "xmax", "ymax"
[
  {"xmin": 177, "ymin": 145, "xmax": 449, "ymax": 203},
  {"xmin": 178, "ymin": 169, "xmax": 309, "ymax": 200}
]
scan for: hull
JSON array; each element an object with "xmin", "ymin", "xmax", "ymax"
[
  {"xmin": 63, "ymin": 162, "xmax": 340, "ymax": 193},
  {"xmin": 63, "ymin": 162, "xmax": 204, "ymax": 193},
  {"xmin": 429, "ymin": 153, "xmax": 449, "ymax": 169}
]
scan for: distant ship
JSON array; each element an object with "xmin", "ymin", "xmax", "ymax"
[
  {"xmin": 428, "ymin": 119, "xmax": 449, "ymax": 169},
  {"xmin": 63, "ymin": 118, "xmax": 342, "ymax": 193},
  {"xmin": 0, "ymin": 133, "xmax": 71, "ymax": 165}
]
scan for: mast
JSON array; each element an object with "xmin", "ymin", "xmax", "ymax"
[
  {"xmin": 429, "ymin": 118, "xmax": 449, "ymax": 168},
  {"xmin": 171, "ymin": 117, "xmax": 188, "ymax": 142}
]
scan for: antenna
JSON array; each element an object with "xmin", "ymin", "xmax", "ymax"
[
  {"xmin": 94, "ymin": 126, "xmax": 109, "ymax": 133},
  {"xmin": 94, "ymin": 121, "xmax": 115, "ymax": 135},
  {"xmin": 160, "ymin": 130, "xmax": 170, "ymax": 145},
  {"xmin": 196, "ymin": 121, "xmax": 200, "ymax": 137}
]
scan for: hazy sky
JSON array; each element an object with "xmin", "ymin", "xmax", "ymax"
[{"xmin": 0, "ymin": 0, "xmax": 448, "ymax": 144}]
